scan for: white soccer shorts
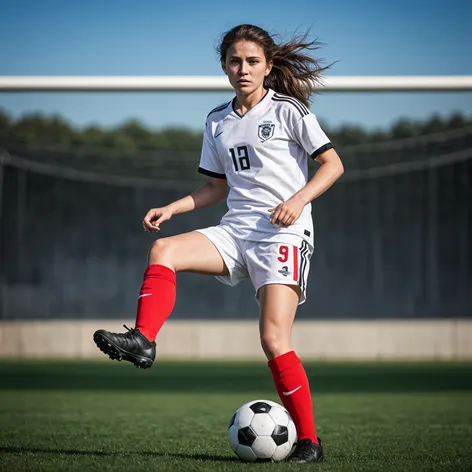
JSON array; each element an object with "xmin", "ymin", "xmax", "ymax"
[{"xmin": 196, "ymin": 226, "xmax": 313, "ymax": 304}]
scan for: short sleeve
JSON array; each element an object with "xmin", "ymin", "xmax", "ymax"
[
  {"xmin": 292, "ymin": 113, "xmax": 333, "ymax": 160},
  {"xmin": 198, "ymin": 121, "xmax": 226, "ymax": 179}
]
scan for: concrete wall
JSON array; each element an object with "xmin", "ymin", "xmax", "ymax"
[{"xmin": 1, "ymin": 320, "xmax": 471, "ymax": 360}]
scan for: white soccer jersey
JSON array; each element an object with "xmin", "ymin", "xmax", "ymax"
[{"xmin": 198, "ymin": 88, "xmax": 333, "ymax": 247}]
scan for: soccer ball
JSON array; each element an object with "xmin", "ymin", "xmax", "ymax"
[{"xmin": 227, "ymin": 399, "xmax": 297, "ymax": 462}]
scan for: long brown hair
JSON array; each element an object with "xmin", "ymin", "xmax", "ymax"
[{"xmin": 217, "ymin": 24, "xmax": 328, "ymax": 108}]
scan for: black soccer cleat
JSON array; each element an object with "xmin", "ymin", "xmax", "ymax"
[
  {"xmin": 288, "ymin": 437, "xmax": 324, "ymax": 463},
  {"xmin": 93, "ymin": 325, "xmax": 156, "ymax": 369}
]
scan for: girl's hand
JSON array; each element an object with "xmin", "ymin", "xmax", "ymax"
[
  {"xmin": 142, "ymin": 206, "xmax": 173, "ymax": 232},
  {"xmin": 268, "ymin": 197, "xmax": 305, "ymax": 227}
]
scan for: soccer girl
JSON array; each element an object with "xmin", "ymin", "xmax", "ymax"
[{"xmin": 94, "ymin": 24, "xmax": 344, "ymax": 462}]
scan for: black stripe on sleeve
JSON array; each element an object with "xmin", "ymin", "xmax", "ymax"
[
  {"xmin": 206, "ymin": 101, "xmax": 231, "ymax": 119},
  {"xmin": 273, "ymin": 93, "xmax": 310, "ymax": 114},
  {"xmin": 198, "ymin": 167, "xmax": 227, "ymax": 179},
  {"xmin": 271, "ymin": 97, "xmax": 308, "ymax": 118},
  {"xmin": 311, "ymin": 143, "xmax": 334, "ymax": 159}
]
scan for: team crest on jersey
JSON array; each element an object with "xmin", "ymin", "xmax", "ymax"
[{"xmin": 258, "ymin": 122, "xmax": 275, "ymax": 142}]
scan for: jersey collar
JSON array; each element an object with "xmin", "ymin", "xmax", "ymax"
[{"xmin": 231, "ymin": 88, "xmax": 274, "ymax": 119}]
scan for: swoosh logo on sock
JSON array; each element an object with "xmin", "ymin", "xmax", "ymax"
[
  {"xmin": 138, "ymin": 293, "xmax": 152, "ymax": 299},
  {"xmin": 282, "ymin": 385, "xmax": 302, "ymax": 396}
]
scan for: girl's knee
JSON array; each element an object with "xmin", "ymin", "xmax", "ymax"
[
  {"xmin": 148, "ymin": 238, "xmax": 174, "ymax": 266},
  {"xmin": 261, "ymin": 332, "xmax": 288, "ymax": 360}
]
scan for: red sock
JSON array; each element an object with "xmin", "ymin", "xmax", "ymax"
[
  {"xmin": 268, "ymin": 350, "xmax": 318, "ymax": 443},
  {"xmin": 135, "ymin": 264, "xmax": 176, "ymax": 342}
]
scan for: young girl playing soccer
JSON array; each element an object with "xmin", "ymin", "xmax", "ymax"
[{"xmin": 94, "ymin": 23, "xmax": 344, "ymax": 462}]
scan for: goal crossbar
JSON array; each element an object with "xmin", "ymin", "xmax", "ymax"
[{"xmin": 1, "ymin": 76, "xmax": 472, "ymax": 92}]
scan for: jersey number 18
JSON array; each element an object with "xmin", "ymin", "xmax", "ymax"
[{"xmin": 229, "ymin": 146, "xmax": 250, "ymax": 171}]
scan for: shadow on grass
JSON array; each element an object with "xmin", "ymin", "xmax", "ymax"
[
  {"xmin": 143, "ymin": 452, "xmax": 239, "ymax": 463},
  {"xmin": 0, "ymin": 446, "xmax": 111, "ymax": 456},
  {"xmin": 0, "ymin": 446, "xmax": 239, "ymax": 463},
  {"xmin": 1, "ymin": 361, "xmax": 472, "ymax": 393}
]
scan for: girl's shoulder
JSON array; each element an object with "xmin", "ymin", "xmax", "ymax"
[
  {"xmin": 206, "ymin": 100, "xmax": 232, "ymax": 120},
  {"xmin": 270, "ymin": 91, "xmax": 310, "ymax": 119}
]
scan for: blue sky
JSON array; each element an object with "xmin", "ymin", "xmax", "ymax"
[{"xmin": 0, "ymin": 0, "xmax": 471, "ymax": 131}]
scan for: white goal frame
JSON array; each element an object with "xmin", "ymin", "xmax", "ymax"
[{"xmin": 0, "ymin": 75, "xmax": 472, "ymax": 92}]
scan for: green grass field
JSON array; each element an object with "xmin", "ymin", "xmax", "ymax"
[{"xmin": 1, "ymin": 360, "xmax": 472, "ymax": 471}]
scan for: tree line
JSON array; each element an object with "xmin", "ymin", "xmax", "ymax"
[{"xmin": 1, "ymin": 108, "xmax": 471, "ymax": 152}]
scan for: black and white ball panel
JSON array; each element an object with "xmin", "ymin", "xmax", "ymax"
[
  {"xmin": 271, "ymin": 425, "xmax": 289, "ymax": 446},
  {"xmin": 249, "ymin": 401, "xmax": 272, "ymax": 414},
  {"xmin": 238, "ymin": 426, "xmax": 257, "ymax": 447}
]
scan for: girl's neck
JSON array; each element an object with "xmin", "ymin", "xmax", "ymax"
[{"xmin": 234, "ymin": 87, "xmax": 267, "ymax": 116}]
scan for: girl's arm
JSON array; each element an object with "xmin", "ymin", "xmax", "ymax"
[
  {"xmin": 269, "ymin": 149, "xmax": 344, "ymax": 226},
  {"xmin": 143, "ymin": 177, "xmax": 228, "ymax": 232}
]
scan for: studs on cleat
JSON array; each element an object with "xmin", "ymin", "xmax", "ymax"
[{"xmin": 93, "ymin": 328, "xmax": 155, "ymax": 369}]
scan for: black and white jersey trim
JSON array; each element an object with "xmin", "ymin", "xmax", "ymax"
[
  {"xmin": 299, "ymin": 241, "xmax": 311, "ymax": 294},
  {"xmin": 207, "ymin": 101, "xmax": 231, "ymax": 119},
  {"xmin": 311, "ymin": 143, "xmax": 334, "ymax": 159},
  {"xmin": 272, "ymin": 93, "xmax": 309, "ymax": 118},
  {"xmin": 198, "ymin": 167, "xmax": 226, "ymax": 179},
  {"xmin": 232, "ymin": 89, "xmax": 271, "ymax": 118}
]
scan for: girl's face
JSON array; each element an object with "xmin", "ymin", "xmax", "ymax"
[{"xmin": 223, "ymin": 40, "xmax": 272, "ymax": 96}]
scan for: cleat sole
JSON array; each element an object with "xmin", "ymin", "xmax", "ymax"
[{"xmin": 93, "ymin": 332, "xmax": 153, "ymax": 369}]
